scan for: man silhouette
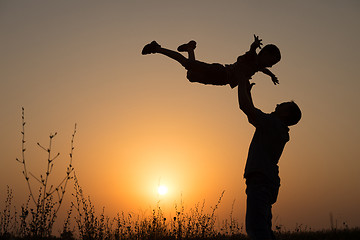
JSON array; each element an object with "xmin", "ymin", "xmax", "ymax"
[{"xmin": 237, "ymin": 74, "xmax": 301, "ymax": 240}]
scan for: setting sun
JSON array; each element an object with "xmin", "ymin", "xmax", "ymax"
[{"xmin": 158, "ymin": 185, "xmax": 168, "ymax": 196}]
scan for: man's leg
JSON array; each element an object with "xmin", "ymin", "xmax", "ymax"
[{"xmin": 246, "ymin": 183, "xmax": 276, "ymax": 240}]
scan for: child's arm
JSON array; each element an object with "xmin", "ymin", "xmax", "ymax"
[
  {"xmin": 260, "ymin": 68, "xmax": 279, "ymax": 85},
  {"xmin": 250, "ymin": 34, "xmax": 263, "ymax": 53}
]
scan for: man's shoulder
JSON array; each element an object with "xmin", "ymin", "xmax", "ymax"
[
  {"xmin": 247, "ymin": 108, "xmax": 269, "ymax": 127},
  {"xmin": 251, "ymin": 110, "xmax": 289, "ymax": 131},
  {"xmin": 254, "ymin": 108, "xmax": 270, "ymax": 119}
]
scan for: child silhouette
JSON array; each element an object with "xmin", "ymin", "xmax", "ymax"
[{"xmin": 142, "ymin": 35, "xmax": 281, "ymax": 88}]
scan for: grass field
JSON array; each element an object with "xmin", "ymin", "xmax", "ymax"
[
  {"xmin": 1, "ymin": 111, "xmax": 359, "ymax": 239},
  {"xmin": 1, "ymin": 181, "xmax": 359, "ymax": 240}
]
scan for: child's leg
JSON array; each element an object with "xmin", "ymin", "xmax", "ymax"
[
  {"xmin": 157, "ymin": 48, "xmax": 189, "ymax": 68},
  {"xmin": 178, "ymin": 40, "xmax": 196, "ymax": 61},
  {"xmin": 142, "ymin": 41, "xmax": 231, "ymax": 87},
  {"xmin": 142, "ymin": 41, "xmax": 189, "ymax": 68},
  {"xmin": 156, "ymin": 40, "xmax": 197, "ymax": 67},
  {"xmin": 188, "ymin": 50, "xmax": 195, "ymax": 61}
]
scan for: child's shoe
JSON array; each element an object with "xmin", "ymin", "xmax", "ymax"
[
  {"xmin": 142, "ymin": 41, "xmax": 161, "ymax": 55},
  {"xmin": 177, "ymin": 40, "xmax": 197, "ymax": 52}
]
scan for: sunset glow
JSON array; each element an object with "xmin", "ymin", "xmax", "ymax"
[{"xmin": 1, "ymin": 0, "xmax": 360, "ymax": 234}]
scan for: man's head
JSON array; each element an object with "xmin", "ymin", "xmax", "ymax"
[
  {"xmin": 258, "ymin": 44, "xmax": 281, "ymax": 68},
  {"xmin": 274, "ymin": 101, "xmax": 302, "ymax": 126}
]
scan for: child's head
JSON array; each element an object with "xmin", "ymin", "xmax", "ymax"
[
  {"xmin": 275, "ymin": 101, "xmax": 302, "ymax": 126},
  {"xmin": 258, "ymin": 44, "xmax": 281, "ymax": 68}
]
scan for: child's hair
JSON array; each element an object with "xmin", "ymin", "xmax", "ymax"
[
  {"xmin": 285, "ymin": 101, "xmax": 302, "ymax": 126},
  {"xmin": 258, "ymin": 44, "xmax": 281, "ymax": 64}
]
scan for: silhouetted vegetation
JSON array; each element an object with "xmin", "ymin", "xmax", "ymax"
[
  {"xmin": 2, "ymin": 187, "xmax": 360, "ymax": 240},
  {"xmin": 1, "ymin": 109, "xmax": 359, "ymax": 239}
]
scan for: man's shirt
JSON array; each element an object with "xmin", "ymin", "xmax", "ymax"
[{"xmin": 244, "ymin": 109, "xmax": 289, "ymax": 186}]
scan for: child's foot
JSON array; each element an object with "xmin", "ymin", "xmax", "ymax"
[
  {"xmin": 142, "ymin": 41, "xmax": 161, "ymax": 55},
  {"xmin": 177, "ymin": 40, "xmax": 197, "ymax": 52}
]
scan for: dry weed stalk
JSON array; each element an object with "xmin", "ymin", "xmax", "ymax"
[{"xmin": 14, "ymin": 107, "xmax": 77, "ymax": 237}]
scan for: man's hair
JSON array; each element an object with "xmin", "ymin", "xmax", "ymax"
[
  {"xmin": 258, "ymin": 44, "xmax": 281, "ymax": 63},
  {"xmin": 285, "ymin": 101, "xmax": 302, "ymax": 126}
]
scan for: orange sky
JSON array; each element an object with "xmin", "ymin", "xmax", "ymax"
[{"xmin": 1, "ymin": 1, "xmax": 360, "ymax": 231}]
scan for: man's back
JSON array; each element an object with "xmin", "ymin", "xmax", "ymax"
[{"xmin": 244, "ymin": 108, "xmax": 289, "ymax": 186}]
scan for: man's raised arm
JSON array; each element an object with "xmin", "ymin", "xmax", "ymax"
[{"xmin": 238, "ymin": 74, "xmax": 257, "ymax": 122}]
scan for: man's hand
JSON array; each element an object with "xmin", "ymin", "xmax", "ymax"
[
  {"xmin": 271, "ymin": 75, "xmax": 279, "ymax": 85},
  {"xmin": 253, "ymin": 34, "xmax": 263, "ymax": 49},
  {"xmin": 247, "ymin": 81, "xmax": 256, "ymax": 92}
]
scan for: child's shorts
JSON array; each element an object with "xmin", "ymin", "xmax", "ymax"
[{"xmin": 185, "ymin": 60, "xmax": 238, "ymax": 88}]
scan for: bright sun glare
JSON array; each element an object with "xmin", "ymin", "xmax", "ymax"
[{"xmin": 158, "ymin": 185, "xmax": 168, "ymax": 195}]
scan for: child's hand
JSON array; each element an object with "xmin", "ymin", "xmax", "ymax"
[
  {"xmin": 271, "ymin": 75, "xmax": 279, "ymax": 85},
  {"xmin": 253, "ymin": 34, "xmax": 263, "ymax": 49}
]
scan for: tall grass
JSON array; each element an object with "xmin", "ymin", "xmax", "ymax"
[
  {"xmin": 6, "ymin": 107, "xmax": 77, "ymax": 238},
  {"xmin": 2, "ymin": 183, "xmax": 360, "ymax": 240},
  {"xmin": 67, "ymin": 177, "xmax": 236, "ymax": 240},
  {"xmin": 1, "ymin": 109, "xmax": 360, "ymax": 239}
]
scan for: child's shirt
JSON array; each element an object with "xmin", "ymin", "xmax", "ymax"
[{"xmin": 225, "ymin": 50, "xmax": 259, "ymax": 88}]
